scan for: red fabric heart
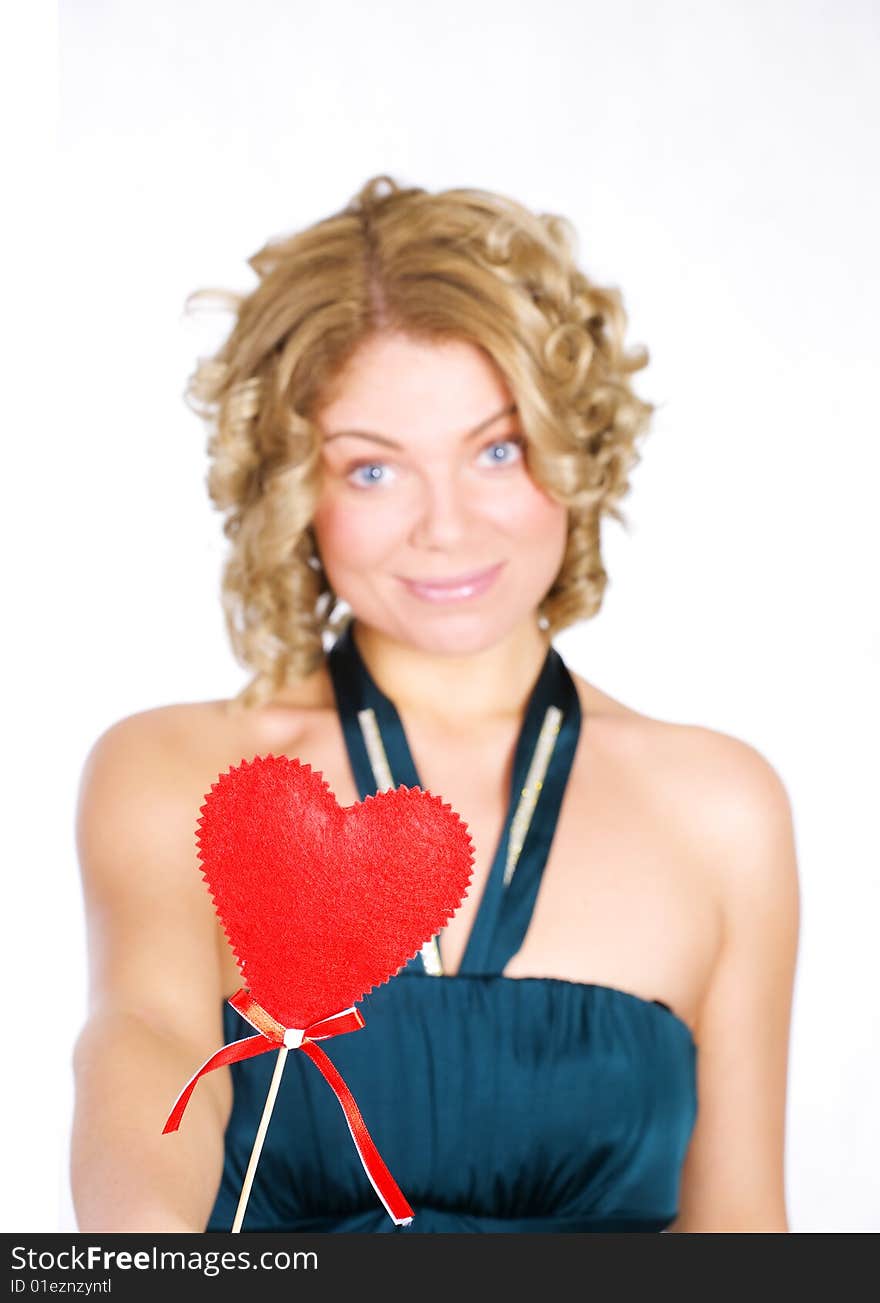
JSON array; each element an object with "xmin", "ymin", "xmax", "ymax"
[{"xmin": 195, "ymin": 753, "xmax": 474, "ymax": 1029}]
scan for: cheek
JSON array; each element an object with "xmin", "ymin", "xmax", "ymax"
[
  {"xmin": 312, "ymin": 492, "xmax": 396, "ymax": 569},
  {"xmin": 490, "ymin": 478, "xmax": 568, "ymax": 553}
]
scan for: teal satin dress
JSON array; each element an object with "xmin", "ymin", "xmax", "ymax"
[{"xmin": 206, "ymin": 618, "xmax": 698, "ymax": 1233}]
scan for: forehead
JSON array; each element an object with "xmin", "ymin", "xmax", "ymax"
[{"xmin": 315, "ymin": 332, "xmax": 515, "ymax": 441}]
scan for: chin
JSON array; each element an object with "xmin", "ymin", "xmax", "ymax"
[{"xmin": 389, "ymin": 606, "xmax": 537, "ymax": 656}]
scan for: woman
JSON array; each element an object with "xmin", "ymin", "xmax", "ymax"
[{"xmin": 70, "ymin": 175, "xmax": 800, "ymax": 1233}]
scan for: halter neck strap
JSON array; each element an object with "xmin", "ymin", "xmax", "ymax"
[{"xmin": 326, "ymin": 618, "xmax": 582, "ymax": 976}]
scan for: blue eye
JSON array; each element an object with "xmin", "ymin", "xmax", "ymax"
[
  {"xmin": 347, "ymin": 461, "xmax": 396, "ymax": 488},
  {"xmin": 480, "ymin": 438, "xmax": 524, "ymax": 466}
]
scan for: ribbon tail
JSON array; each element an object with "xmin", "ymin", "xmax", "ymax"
[
  {"xmin": 300, "ymin": 1040, "xmax": 414, "ymax": 1227},
  {"xmin": 162, "ymin": 1034, "xmax": 276, "ymax": 1134}
]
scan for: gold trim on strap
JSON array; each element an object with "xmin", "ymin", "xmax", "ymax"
[
  {"xmin": 503, "ymin": 705, "xmax": 563, "ymax": 887},
  {"xmin": 357, "ymin": 708, "xmax": 394, "ymax": 792}
]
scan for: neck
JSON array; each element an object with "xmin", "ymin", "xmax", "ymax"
[{"xmin": 350, "ymin": 615, "xmax": 552, "ymax": 724}]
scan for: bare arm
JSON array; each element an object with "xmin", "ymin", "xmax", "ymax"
[
  {"xmin": 70, "ymin": 710, "xmax": 233, "ymax": 1232},
  {"xmin": 667, "ymin": 732, "xmax": 801, "ymax": 1232}
]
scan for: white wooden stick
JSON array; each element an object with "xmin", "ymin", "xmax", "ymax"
[{"xmin": 231, "ymin": 1045, "xmax": 289, "ymax": 1233}]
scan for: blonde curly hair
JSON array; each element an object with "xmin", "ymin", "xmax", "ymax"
[{"xmin": 185, "ymin": 174, "xmax": 656, "ymax": 711}]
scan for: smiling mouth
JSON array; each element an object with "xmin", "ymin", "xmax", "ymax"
[{"xmin": 395, "ymin": 561, "xmax": 506, "ymax": 602}]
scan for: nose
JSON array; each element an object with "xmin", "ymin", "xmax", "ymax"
[{"xmin": 407, "ymin": 473, "xmax": 473, "ymax": 550}]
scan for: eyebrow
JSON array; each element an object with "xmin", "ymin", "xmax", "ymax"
[{"xmin": 322, "ymin": 402, "xmax": 518, "ymax": 449}]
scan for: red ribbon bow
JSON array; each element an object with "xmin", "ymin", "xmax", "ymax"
[{"xmin": 162, "ymin": 987, "xmax": 414, "ymax": 1227}]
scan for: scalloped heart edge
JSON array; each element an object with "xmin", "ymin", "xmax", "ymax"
[{"xmin": 193, "ymin": 752, "xmax": 476, "ymax": 1016}]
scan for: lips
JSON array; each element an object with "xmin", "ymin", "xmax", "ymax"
[
  {"xmin": 395, "ymin": 561, "xmax": 506, "ymax": 603},
  {"xmin": 406, "ymin": 568, "xmax": 498, "ymax": 594}
]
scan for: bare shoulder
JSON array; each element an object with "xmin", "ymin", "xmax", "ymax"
[
  {"xmin": 82, "ymin": 655, "xmax": 341, "ymax": 822},
  {"xmin": 74, "ymin": 704, "xmax": 246, "ymax": 1060},
  {"xmin": 86, "ymin": 697, "xmax": 269, "ymax": 753},
  {"xmin": 78, "ymin": 702, "xmax": 216, "ymax": 815},
  {"xmin": 568, "ymin": 668, "xmax": 800, "ymax": 913},
  {"xmin": 86, "ymin": 689, "xmax": 315, "ymax": 768}
]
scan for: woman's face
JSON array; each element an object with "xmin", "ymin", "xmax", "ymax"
[{"xmin": 311, "ymin": 331, "xmax": 569, "ymax": 655}]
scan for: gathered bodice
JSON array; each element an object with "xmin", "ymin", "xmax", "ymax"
[{"xmin": 207, "ymin": 972, "xmax": 696, "ymax": 1232}]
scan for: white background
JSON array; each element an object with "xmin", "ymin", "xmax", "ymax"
[{"xmin": 4, "ymin": 0, "xmax": 877, "ymax": 1233}]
